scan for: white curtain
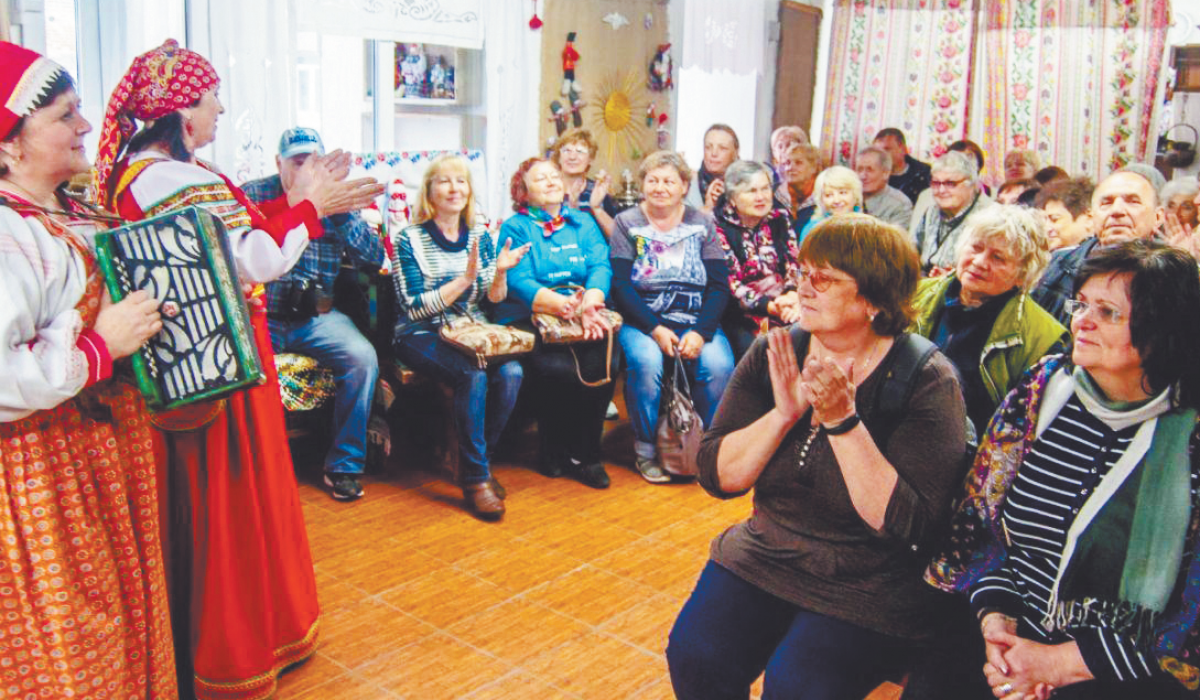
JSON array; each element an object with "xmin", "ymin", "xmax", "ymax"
[
  {"xmin": 189, "ymin": 0, "xmax": 297, "ymax": 183},
  {"xmin": 482, "ymin": 2, "xmax": 541, "ymax": 222},
  {"xmin": 296, "ymin": 0, "xmax": 483, "ymax": 49},
  {"xmin": 680, "ymin": 0, "xmax": 766, "ymax": 75}
]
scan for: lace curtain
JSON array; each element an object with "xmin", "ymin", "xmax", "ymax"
[{"xmin": 820, "ymin": 0, "xmax": 1170, "ymax": 186}]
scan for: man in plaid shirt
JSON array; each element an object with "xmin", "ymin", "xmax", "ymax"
[{"xmin": 243, "ymin": 127, "xmax": 385, "ymax": 501}]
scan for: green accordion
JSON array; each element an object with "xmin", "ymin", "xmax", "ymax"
[{"xmin": 93, "ymin": 206, "xmax": 265, "ymax": 411}]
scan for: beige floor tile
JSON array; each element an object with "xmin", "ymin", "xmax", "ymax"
[
  {"xmin": 453, "ymin": 537, "xmax": 585, "ymax": 594},
  {"xmin": 522, "ymin": 565, "xmax": 659, "ymax": 627},
  {"xmin": 521, "ymin": 633, "xmax": 667, "ymax": 700},
  {"xmin": 596, "ymin": 593, "xmax": 682, "ymax": 655},
  {"xmin": 377, "ymin": 567, "xmax": 512, "ymax": 628},
  {"xmin": 591, "ymin": 539, "xmax": 708, "ymax": 596},
  {"xmin": 318, "ymin": 597, "xmax": 437, "ymax": 670},
  {"xmin": 273, "ymin": 652, "xmax": 348, "ymax": 698},
  {"xmin": 319, "ymin": 544, "xmax": 449, "ymax": 595},
  {"xmin": 462, "ymin": 670, "xmax": 581, "ymax": 700},
  {"xmin": 289, "ymin": 673, "xmax": 395, "ymax": 699},
  {"xmin": 355, "ymin": 633, "xmax": 514, "ymax": 699},
  {"xmin": 445, "ymin": 599, "xmax": 589, "ymax": 665}
]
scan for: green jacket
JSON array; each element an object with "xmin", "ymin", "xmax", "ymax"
[{"xmin": 909, "ymin": 274, "xmax": 1069, "ymax": 408}]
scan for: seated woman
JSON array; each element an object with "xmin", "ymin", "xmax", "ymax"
[
  {"xmin": 392, "ymin": 154, "xmax": 529, "ymax": 520},
  {"xmin": 778, "ymin": 142, "xmax": 822, "ymax": 230},
  {"xmin": 769, "ymin": 125, "xmax": 808, "ymax": 185},
  {"xmin": 1162, "ymin": 177, "xmax": 1199, "ymax": 231},
  {"xmin": 798, "ymin": 165, "xmax": 862, "ymax": 241},
  {"xmin": 926, "ymin": 240, "xmax": 1200, "ymax": 699},
  {"xmin": 610, "ymin": 151, "xmax": 734, "ymax": 484},
  {"xmin": 667, "ymin": 214, "xmax": 968, "ymax": 700},
  {"xmin": 686, "ymin": 123, "xmax": 739, "ymax": 213},
  {"xmin": 1003, "ymin": 148, "xmax": 1040, "ymax": 182},
  {"xmin": 910, "ymin": 206, "xmax": 1068, "ymax": 437},
  {"xmin": 712, "ymin": 159, "xmax": 800, "ymax": 359},
  {"xmin": 550, "ymin": 127, "xmax": 619, "ymax": 237},
  {"xmin": 494, "ymin": 157, "xmax": 618, "ymax": 489}
]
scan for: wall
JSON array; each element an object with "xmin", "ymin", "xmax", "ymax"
[{"xmin": 537, "ymin": 0, "xmax": 674, "ymax": 180}]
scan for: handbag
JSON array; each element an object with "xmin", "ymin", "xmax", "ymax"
[
  {"xmin": 655, "ymin": 355, "xmax": 704, "ymax": 477},
  {"xmin": 439, "ymin": 311, "xmax": 535, "ymax": 369},
  {"xmin": 530, "ymin": 285, "xmax": 623, "ymax": 343},
  {"xmin": 531, "ymin": 285, "xmax": 623, "ymax": 387}
]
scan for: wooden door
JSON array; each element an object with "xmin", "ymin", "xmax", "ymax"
[{"xmin": 773, "ymin": 1, "xmax": 822, "ymax": 137}]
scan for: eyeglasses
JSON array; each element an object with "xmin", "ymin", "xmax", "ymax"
[
  {"xmin": 930, "ymin": 178, "xmax": 968, "ymax": 190},
  {"xmin": 1063, "ymin": 299, "xmax": 1126, "ymax": 325},
  {"xmin": 560, "ymin": 146, "xmax": 590, "ymax": 156},
  {"xmin": 795, "ymin": 267, "xmax": 853, "ymax": 293}
]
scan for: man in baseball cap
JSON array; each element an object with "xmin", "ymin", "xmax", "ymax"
[{"xmin": 243, "ymin": 127, "xmax": 385, "ymax": 501}]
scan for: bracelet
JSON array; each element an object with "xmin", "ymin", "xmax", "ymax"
[{"xmin": 823, "ymin": 413, "xmax": 860, "ymax": 436}]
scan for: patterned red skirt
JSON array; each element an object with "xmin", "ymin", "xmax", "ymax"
[{"xmin": 0, "ymin": 380, "xmax": 178, "ymax": 698}]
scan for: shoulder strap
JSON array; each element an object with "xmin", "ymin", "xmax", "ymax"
[{"xmin": 873, "ymin": 333, "xmax": 939, "ymax": 442}]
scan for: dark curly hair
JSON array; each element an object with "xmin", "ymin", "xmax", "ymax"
[
  {"xmin": 798, "ymin": 213, "xmax": 920, "ymax": 336},
  {"xmin": 1073, "ymin": 239, "xmax": 1200, "ymax": 409}
]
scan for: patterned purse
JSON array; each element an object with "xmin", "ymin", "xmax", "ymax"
[
  {"xmin": 439, "ymin": 313, "xmax": 535, "ymax": 369},
  {"xmin": 530, "ymin": 285, "xmax": 623, "ymax": 344}
]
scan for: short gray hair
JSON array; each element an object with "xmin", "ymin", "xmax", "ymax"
[
  {"xmin": 955, "ymin": 204, "xmax": 1049, "ymax": 290},
  {"xmin": 1115, "ymin": 163, "xmax": 1165, "ymax": 206},
  {"xmin": 931, "ymin": 151, "xmax": 979, "ymax": 185},
  {"xmin": 723, "ymin": 160, "xmax": 774, "ymax": 201},
  {"xmin": 1160, "ymin": 177, "xmax": 1199, "ymax": 205},
  {"xmin": 856, "ymin": 146, "xmax": 892, "ymax": 172}
]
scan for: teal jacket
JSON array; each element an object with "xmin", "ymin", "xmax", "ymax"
[{"xmin": 909, "ymin": 273, "xmax": 1068, "ymax": 409}]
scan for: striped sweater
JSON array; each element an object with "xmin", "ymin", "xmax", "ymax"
[{"xmin": 391, "ymin": 220, "xmax": 497, "ymax": 337}]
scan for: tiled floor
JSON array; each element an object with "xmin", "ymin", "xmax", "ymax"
[{"xmin": 274, "ymin": 415, "xmax": 903, "ymax": 699}]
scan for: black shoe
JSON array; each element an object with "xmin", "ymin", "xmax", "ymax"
[
  {"xmin": 537, "ymin": 456, "xmax": 564, "ymax": 479},
  {"xmin": 571, "ymin": 462, "xmax": 610, "ymax": 489},
  {"xmin": 324, "ymin": 472, "xmax": 365, "ymax": 501}
]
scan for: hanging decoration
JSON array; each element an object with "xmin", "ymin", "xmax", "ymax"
[
  {"xmin": 644, "ymin": 13, "xmax": 653, "ymax": 30},
  {"xmin": 603, "ymin": 12, "xmax": 630, "ymax": 31},
  {"xmin": 648, "ymin": 43, "xmax": 673, "ymax": 91},
  {"xmin": 646, "ymin": 102, "xmax": 657, "ymax": 127},
  {"xmin": 529, "ymin": 0, "xmax": 543, "ymax": 30},
  {"xmin": 588, "ymin": 70, "xmax": 652, "ymax": 163},
  {"xmin": 549, "ymin": 99, "xmax": 568, "ymax": 136},
  {"xmin": 561, "ymin": 32, "xmax": 581, "ymax": 96},
  {"xmin": 656, "ymin": 114, "xmax": 670, "ymax": 150}
]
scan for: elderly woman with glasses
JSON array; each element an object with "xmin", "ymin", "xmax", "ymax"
[
  {"xmin": 911, "ymin": 151, "xmax": 994, "ymax": 275},
  {"xmin": 910, "ymin": 206, "xmax": 1068, "ymax": 437},
  {"xmin": 712, "ymin": 159, "xmax": 800, "ymax": 358},
  {"xmin": 925, "ymin": 240, "xmax": 1200, "ymax": 699},
  {"xmin": 667, "ymin": 214, "xmax": 968, "ymax": 699},
  {"xmin": 550, "ymin": 128, "xmax": 618, "ymax": 237}
]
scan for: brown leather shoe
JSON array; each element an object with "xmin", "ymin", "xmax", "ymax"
[
  {"xmin": 489, "ymin": 477, "xmax": 507, "ymax": 500},
  {"xmin": 463, "ymin": 481, "xmax": 505, "ymax": 521}
]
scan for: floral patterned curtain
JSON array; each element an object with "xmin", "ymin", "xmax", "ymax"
[
  {"xmin": 819, "ymin": 0, "xmax": 1170, "ymax": 186},
  {"xmin": 971, "ymin": 0, "xmax": 1170, "ymax": 185},
  {"xmin": 820, "ymin": 1, "xmax": 979, "ymax": 167}
]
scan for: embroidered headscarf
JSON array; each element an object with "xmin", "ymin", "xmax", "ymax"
[
  {"xmin": 93, "ymin": 39, "xmax": 219, "ymax": 197},
  {"xmin": 0, "ymin": 41, "xmax": 69, "ymax": 140}
]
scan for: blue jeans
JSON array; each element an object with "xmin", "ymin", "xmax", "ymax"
[
  {"xmin": 668, "ymin": 561, "xmax": 918, "ymax": 700},
  {"xmin": 393, "ymin": 331, "xmax": 523, "ymax": 485},
  {"xmin": 619, "ymin": 326, "xmax": 734, "ymax": 460},
  {"xmin": 268, "ymin": 309, "xmax": 378, "ymax": 475}
]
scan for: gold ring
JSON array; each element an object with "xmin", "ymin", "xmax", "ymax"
[{"xmin": 998, "ymin": 682, "xmax": 1013, "ymax": 695}]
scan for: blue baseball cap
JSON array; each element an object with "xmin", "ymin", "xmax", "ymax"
[{"xmin": 278, "ymin": 127, "xmax": 325, "ymax": 158}]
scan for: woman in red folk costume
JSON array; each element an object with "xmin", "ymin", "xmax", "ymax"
[
  {"xmin": 92, "ymin": 40, "xmax": 353, "ymax": 700},
  {"xmin": 0, "ymin": 42, "xmax": 177, "ymax": 698}
]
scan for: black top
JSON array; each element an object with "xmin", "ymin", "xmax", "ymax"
[
  {"xmin": 931, "ymin": 281, "xmax": 1017, "ymax": 434},
  {"xmin": 889, "ymin": 154, "xmax": 932, "ymax": 204}
]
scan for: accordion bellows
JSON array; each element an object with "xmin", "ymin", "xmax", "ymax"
[{"xmin": 94, "ymin": 206, "xmax": 265, "ymax": 411}]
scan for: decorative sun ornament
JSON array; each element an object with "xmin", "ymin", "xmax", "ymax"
[{"xmin": 589, "ymin": 70, "xmax": 652, "ymax": 163}]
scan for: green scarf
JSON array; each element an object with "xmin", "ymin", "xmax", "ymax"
[{"xmin": 1047, "ymin": 370, "xmax": 1195, "ymax": 640}]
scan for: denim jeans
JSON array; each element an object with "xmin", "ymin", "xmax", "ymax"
[
  {"xmin": 619, "ymin": 325, "xmax": 734, "ymax": 460},
  {"xmin": 268, "ymin": 309, "xmax": 378, "ymax": 475},
  {"xmin": 393, "ymin": 331, "xmax": 523, "ymax": 484},
  {"xmin": 667, "ymin": 561, "xmax": 918, "ymax": 700}
]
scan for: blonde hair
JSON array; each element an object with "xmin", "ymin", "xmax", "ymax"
[
  {"xmin": 414, "ymin": 154, "xmax": 476, "ymax": 226},
  {"xmin": 812, "ymin": 165, "xmax": 863, "ymax": 217},
  {"xmin": 637, "ymin": 150, "xmax": 694, "ymax": 187},
  {"xmin": 955, "ymin": 204, "xmax": 1050, "ymax": 291}
]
